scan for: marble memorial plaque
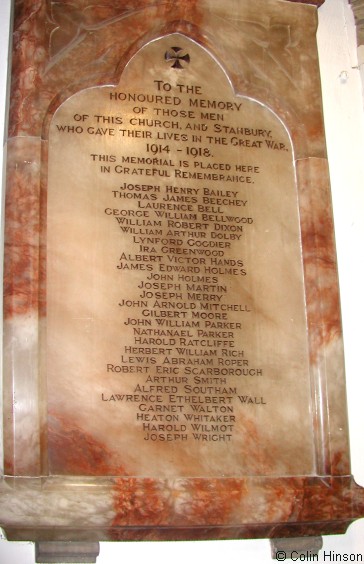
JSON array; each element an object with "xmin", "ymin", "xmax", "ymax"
[
  {"xmin": 47, "ymin": 35, "xmax": 313, "ymax": 478},
  {"xmin": 1, "ymin": 0, "xmax": 364, "ymax": 550}
]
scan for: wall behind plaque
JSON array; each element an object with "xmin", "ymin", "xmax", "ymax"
[{"xmin": 0, "ymin": 0, "xmax": 363, "ymax": 561}]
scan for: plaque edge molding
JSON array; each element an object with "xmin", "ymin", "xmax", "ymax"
[
  {"xmin": 2, "ymin": 0, "xmax": 364, "ymax": 548},
  {"xmin": 349, "ymin": 0, "xmax": 364, "ymax": 47}
]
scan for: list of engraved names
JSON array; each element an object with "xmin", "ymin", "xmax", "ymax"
[{"xmin": 47, "ymin": 37, "xmax": 313, "ymax": 475}]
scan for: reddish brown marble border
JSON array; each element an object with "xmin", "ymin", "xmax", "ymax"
[
  {"xmin": 289, "ymin": 0, "xmax": 325, "ymax": 5},
  {"xmin": 4, "ymin": 0, "xmax": 326, "ymax": 321},
  {"xmin": 2, "ymin": 0, "xmax": 363, "ymax": 544},
  {"xmin": 1, "ymin": 475, "xmax": 364, "ymax": 541}
]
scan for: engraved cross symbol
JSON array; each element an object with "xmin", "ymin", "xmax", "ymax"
[{"xmin": 165, "ymin": 47, "xmax": 190, "ymax": 69}]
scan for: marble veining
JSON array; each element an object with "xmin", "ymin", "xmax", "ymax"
[{"xmin": 1, "ymin": 0, "xmax": 363, "ymax": 545}]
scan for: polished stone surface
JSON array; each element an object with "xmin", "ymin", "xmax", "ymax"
[
  {"xmin": 1, "ymin": 0, "xmax": 363, "ymax": 545},
  {"xmin": 35, "ymin": 542, "xmax": 100, "ymax": 564},
  {"xmin": 45, "ymin": 34, "xmax": 314, "ymax": 478},
  {"xmin": 270, "ymin": 537, "xmax": 323, "ymax": 559}
]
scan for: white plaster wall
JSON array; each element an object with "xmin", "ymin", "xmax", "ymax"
[{"xmin": 0, "ymin": 0, "xmax": 363, "ymax": 561}]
